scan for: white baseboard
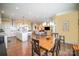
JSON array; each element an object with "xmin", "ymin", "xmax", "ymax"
[{"xmin": 65, "ymin": 42, "xmax": 79, "ymax": 45}]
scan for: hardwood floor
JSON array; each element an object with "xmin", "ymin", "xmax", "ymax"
[
  {"xmin": 7, "ymin": 37, "xmax": 32, "ymax": 56},
  {"xmin": 6, "ymin": 36, "xmax": 73, "ymax": 56}
]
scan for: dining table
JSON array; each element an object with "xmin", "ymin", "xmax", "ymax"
[
  {"xmin": 33, "ymin": 35, "xmax": 55, "ymax": 55},
  {"xmin": 39, "ymin": 36, "xmax": 55, "ymax": 51}
]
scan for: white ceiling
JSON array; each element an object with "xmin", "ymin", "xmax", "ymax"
[{"xmin": 0, "ymin": 3, "xmax": 78, "ymax": 23}]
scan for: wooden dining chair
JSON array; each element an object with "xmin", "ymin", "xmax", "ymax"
[
  {"xmin": 50, "ymin": 38, "xmax": 61, "ymax": 56},
  {"xmin": 32, "ymin": 39, "xmax": 47, "ymax": 56},
  {"xmin": 32, "ymin": 39, "xmax": 40, "ymax": 55},
  {"xmin": 59, "ymin": 35, "xmax": 65, "ymax": 44},
  {"xmin": 54, "ymin": 38, "xmax": 61, "ymax": 56},
  {"xmin": 72, "ymin": 44, "xmax": 79, "ymax": 56},
  {"xmin": 52, "ymin": 33, "xmax": 59, "ymax": 39}
]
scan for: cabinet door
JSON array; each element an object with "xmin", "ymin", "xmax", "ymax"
[
  {"xmin": 0, "ymin": 36, "xmax": 4, "ymax": 44},
  {"xmin": 0, "ymin": 44, "xmax": 7, "ymax": 56},
  {"xmin": 0, "ymin": 36, "xmax": 7, "ymax": 56}
]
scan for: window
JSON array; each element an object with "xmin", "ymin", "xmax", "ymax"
[{"xmin": 63, "ymin": 20, "xmax": 69, "ymax": 32}]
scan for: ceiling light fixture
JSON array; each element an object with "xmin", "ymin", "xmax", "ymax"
[
  {"xmin": 1, "ymin": 10, "xmax": 5, "ymax": 14},
  {"xmin": 16, "ymin": 7, "xmax": 19, "ymax": 10}
]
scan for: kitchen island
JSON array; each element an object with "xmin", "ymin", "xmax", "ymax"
[{"xmin": 16, "ymin": 31, "xmax": 32, "ymax": 42}]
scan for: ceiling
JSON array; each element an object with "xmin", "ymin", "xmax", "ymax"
[{"xmin": 0, "ymin": 3, "xmax": 79, "ymax": 23}]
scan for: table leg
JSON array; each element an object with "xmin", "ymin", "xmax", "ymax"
[{"xmin": 73, "ymin": 49, "xmax": 75, "ymax": 56}]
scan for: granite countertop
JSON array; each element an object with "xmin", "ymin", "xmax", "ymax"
[
  {"xmin": 0, "ymin": 29, "xmax": 4, "ymax": 32},
  {"xmin": 0, "ymin": 32, "xmax": 5, "ymax": 36},
  {"xmin": 0, "ymin": 29, "xmax": 5, "ymax": 36}
]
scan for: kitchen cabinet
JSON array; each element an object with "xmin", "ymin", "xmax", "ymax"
[
  {"xmin": 0, "ymin": 36, "xmax": 7, "ymax": 56},
  {"xmin": 16, "ymin": 31, "xmax": 28, "ymax": 42}
]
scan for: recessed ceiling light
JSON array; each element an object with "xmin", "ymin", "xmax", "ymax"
[
  {"xmin": 16, "ymin": 7, "xmax": 19, "ymax": 10},
  {"xmin": 1, "ymin": 10, "xmax": 4, "ymax": 14},
  {"xmin": 28, "ymin": 11, "xmax": 32, "ymax": 15}
]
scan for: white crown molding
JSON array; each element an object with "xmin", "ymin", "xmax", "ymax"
[{"xmin": 56, "ymin": 10, "xmax": 78, "ymax": 16}]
